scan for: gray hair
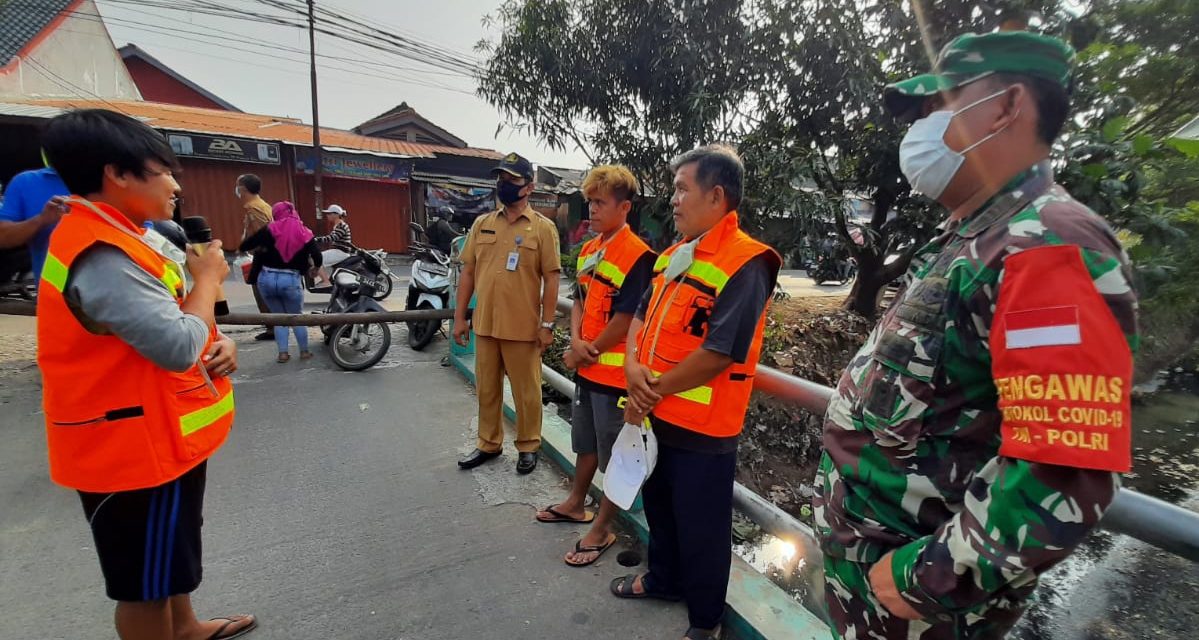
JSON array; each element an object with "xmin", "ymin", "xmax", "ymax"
[{"xmin": 669, "ymin": 144, "xmax": 744, "ymax": 211}]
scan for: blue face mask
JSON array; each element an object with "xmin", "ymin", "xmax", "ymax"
[{"xmin": 497, "ymin": 180, "xmax": 526, "ymax": 205}]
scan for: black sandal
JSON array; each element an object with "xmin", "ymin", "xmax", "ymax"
[
  {"xmin": 609, "ymin": 574, "xmax": 682, "ymax": 601},
  {"xmin": 684, "ymin": 625, "xmax": 722, "ymax": 640},
  {"xmin": 565, "ymin": 534, "xmax": 617, "ymax": 567}
]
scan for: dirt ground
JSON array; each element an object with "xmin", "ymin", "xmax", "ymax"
[{"xmin": 736, "ymin": 296, "xmax": 872, "ymax": 522}]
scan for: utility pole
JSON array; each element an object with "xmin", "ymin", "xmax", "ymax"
[{"xmin": 307, "ymin": 0, "xmax": 323, "ymax": 215}]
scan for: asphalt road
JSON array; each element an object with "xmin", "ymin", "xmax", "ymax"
[{"xmin": 0, "ymin": 276, "xmax": 685, "ymax": 639}]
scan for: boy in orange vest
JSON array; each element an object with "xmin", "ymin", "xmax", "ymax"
[
  {"xmin": 39, "ymin": 109, "xmax": 256, "ymax": 640},
  {"xmin": 535, "ymin": 166, "xmax": 656, "ymax": 566}
]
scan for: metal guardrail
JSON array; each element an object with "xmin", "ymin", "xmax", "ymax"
[{"xmin": 553, "ymin": 296, "xmax": 1199, "ymax": 563}]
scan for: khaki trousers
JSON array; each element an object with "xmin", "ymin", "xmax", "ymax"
[{"xmin": 475, "ymin": 335, "xmax": 543, "ymax": 453}]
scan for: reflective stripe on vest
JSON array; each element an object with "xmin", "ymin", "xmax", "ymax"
[
  {"xmin": 653, "ymin": 254, "xmax": 670, "ymax": 272},
  {"xmin": 180, "ymin": 389, "xmax": 235, "ymax": 436},
  {"xmin": 41, "ymin": 251, "xmax": 184, "ymax": 296},
  {"xmin": 651, "ymin": 369, "xmax": 714, "ymax": 405},
  {"xmin": 597, "ymin": 352, "xmax": 625, "ymax": 367}
]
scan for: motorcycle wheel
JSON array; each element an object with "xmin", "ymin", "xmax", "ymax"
[
  {"xmin": 372, "ymin": 274, "xmax": 393, "ymax": 300},
  {"xmin": 329, "ymin": 320, "xmax": 392, "ymax": 371},
  {"xmin": 407, "ymin": 302, "xmax": 440, "ymax": 351}
]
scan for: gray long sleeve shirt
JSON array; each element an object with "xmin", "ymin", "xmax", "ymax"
[{"xmin": 65, "ymin": 245, "xmax": 210, "ymax": 373}]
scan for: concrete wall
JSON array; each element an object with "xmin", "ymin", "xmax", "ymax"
[{"xmin": 0, "ymin": 1, "xmax": 140, "ymax": 100}]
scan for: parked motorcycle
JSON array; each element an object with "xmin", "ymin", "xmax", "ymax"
[
  {"xmin": 319, "ymin": 267, "xmax": 393, "ymax": 371},
  {"xmin": 304, "ymin": 246, "xmax": 398, "ymax": 301},
  {"xmin": 405, "ymin": 222, "xmax": 453, "ymax": 350},
  {"xmin": 0, "ymin": 246, "xmax": 36, "ymax": 300}
]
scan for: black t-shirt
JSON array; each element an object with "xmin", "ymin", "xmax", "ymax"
[
  {"xmin": 574, "ymin": 250, "xmax": 656, "ymax": 396},
  {"xmin": 635, "ymin": 253, "xmax": 778, "ymax": 452},
  {"xmin": 239, "ymin": 227, "xmax": 323, "ymax": 275}
]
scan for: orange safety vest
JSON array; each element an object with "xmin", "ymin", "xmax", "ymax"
[
  {"xmin": 575, "ymin": 225, "xmax": 654, "ymax": 390},
  {"xmin": 634, "ymin": 213, "xmax": 779, "ymax": 438},
  {"xmin": 38, "ymin": 200, "xmax": 235, "ymax": 493}
]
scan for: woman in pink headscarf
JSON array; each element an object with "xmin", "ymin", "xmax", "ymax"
[{"xmin": 239, "ymin": 201, "xmax": 323, "ymax": 362}]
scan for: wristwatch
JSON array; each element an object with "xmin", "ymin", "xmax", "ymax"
[{"xmin": 540, "ymin": 321, "xmax": 554, "ymax": 330}]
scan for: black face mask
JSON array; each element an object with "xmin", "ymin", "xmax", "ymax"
[{"xmin": 497, "ymin": 180, "xmax": 527, "ymax": 205}]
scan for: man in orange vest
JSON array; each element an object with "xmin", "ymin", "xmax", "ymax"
[
  {"xmin": 535, "ymin": 165, "xmax": 656, "ymax": 566},
  {"xmin": 38, "ymin": 109, "xmax": 256, "ymax": 640},
  {"xmin": 609, "ymin": 145, "xmax": 780, "ymax": 640}
]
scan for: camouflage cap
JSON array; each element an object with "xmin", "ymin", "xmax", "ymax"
[{"xmin": 884, "ymin": 31, "xmax": 1075, "ymax": 120}]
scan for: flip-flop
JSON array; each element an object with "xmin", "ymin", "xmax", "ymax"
[
  {"xmin": 536, "ymin": 504, "xmax": 595, "ymax": 524},
  {"xmin": 206, "ymin": 614, "xmax": 258, "ymax": 640},
  {"xmin": 565, "ymin": 534, "xmax": 617, "ymax": 567},
  {"xmin": 609, "ymin": 574, "xmax": 683, "ymax": 601},
  {"xmin": 684, "ymin": 625, "xmax": 722, "ymax": 640}
]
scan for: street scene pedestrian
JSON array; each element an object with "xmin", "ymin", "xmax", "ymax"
[
  {"xmin": 314, "ymin": 203, "xmax": 352, "ymax": 285},
  {"xmin": 814, "ymin": 31, "xmax": 1139, "ymax": 639},
  {"xmin": 36, "ymin": 108, "xmax": 254, "ymax": 640},
  {"xmin": 235, "ymin": 173, "xmax": 275, "ymax": 341},
  {"xmin": 239, "ymin": 201, "xmax": 322, "ymax": 363},
  {"xmin": 454, "ymin": 152, "xmax": 561, "ymax": 474},
  {"xmin": 611, "ymin": 145, "xmax": 782, "ymax": 640},
  {"xmin": 536, "ymin": 165, "xmax": 656, "ymax": 567},
  {"xmin": 0, "ymin": 165, "xmax": 69, "ymax": 278}
]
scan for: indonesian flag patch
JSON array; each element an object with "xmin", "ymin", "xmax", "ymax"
[{"xmin": 1004, "ymin": 306, "xmax": 1081, "ymax": 349}]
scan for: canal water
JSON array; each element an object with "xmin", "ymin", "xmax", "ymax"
[{"xmin": 732, "ymin": 372, "xmax": 1199, "ymax": 638}]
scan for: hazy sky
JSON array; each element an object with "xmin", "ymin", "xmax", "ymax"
[{"xmin": 94, "ymin": 0, "xmax": 592, "ymax": 169}]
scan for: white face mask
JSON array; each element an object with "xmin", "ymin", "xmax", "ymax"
[
  {"xmin": 898, "ymin": 88, "xmax": 1015, "ymax": 198},
  {"xmin": 235, "ymin": 186, "xmax": 242, "ymax": 198}
]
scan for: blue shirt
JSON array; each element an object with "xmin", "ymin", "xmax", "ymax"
[{"xmin": 0, "ymin": 168, "xmax": 69, "ymax": 279}]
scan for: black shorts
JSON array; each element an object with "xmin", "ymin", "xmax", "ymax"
[{"xmin": 77, "ymin": 461, "xmax": 207, "ymax": 602}]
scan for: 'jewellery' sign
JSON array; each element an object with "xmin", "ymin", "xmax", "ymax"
[
  {"xmin": 167, "ymin": 133, "xmax": 281, "ymax": 165},
  {"xmin": 294, "ymin": 148, "xmax": 411, "ymax": 184}
]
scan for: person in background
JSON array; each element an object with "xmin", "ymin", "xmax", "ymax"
[
  {"xmin": 314, "ymin": 204, "xmax": 352, "ymax": 285},
  {"xmin": 38, "ymin": 108, "xmax": 255, "ymax": 640},
  {"xmin": 815, "ymin": 31, "xmax": 1138, "ymax": 638},
  {"xmin": 0, "ymin": 164, "xmax": 69, "ymax": 279},
  {"xmin": 611, "ymin": 145, "xmax": 780, "ymax": 640},
  {"xmin": 536, "ymin": 165, "xmax": 656, "ymax": 567},
  {"xmin": 453, "ymin": 152, "xmax": 561, "ymax": 474},
  {"xmin": 240, "ymin": 201, "xmax": 322, "ymax": 363},
  {"xmin": 236, "ymin": 174, "xmax": 274, "ymax": 341}
]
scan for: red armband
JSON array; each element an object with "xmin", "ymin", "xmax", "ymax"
[{"xmin": 991, "ymin": 245, "xmax": 1132, "ymax": 472}]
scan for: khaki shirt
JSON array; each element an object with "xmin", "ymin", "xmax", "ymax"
[
  {"xmin": 242, "ymin": 196, "xmax": 273, "ymax": 239},
  {"xmin": 462, "ymin": 207, "xmax": 561, "ymax": 342}
]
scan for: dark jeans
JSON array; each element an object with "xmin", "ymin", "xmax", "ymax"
[{"xmin": 643, "ymin": 443, "xmax": 736, "ymax": 630}]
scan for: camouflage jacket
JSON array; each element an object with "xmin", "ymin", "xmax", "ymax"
[{"xmin": 814, "ymin": 162, "xmax": 1139, "ymax": 617}]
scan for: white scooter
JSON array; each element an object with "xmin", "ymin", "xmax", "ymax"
[{"xmin": 405, "ymin": 223, "xmax": 453, "ymax": 350}]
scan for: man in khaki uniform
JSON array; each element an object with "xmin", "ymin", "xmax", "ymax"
[
  {"xmin": 236, "ymin": 174, "xmax": 274, "ymax": 341},
  {"xmin": 454, "ymin": 152, "xmax": 561, "ymax": 474}
]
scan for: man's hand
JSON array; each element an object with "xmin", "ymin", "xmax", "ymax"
[
  {"xmin": 563, "ymin": 348, "xmax": 579, "ymax": 370},
  {"xmin": 38, "ymin": 196, "xmax": 68, "ymax": 228},
  {"xmin": 570, "ymin": 338, "xmax": 599, "ymax": 367},
  {"xmin": 204, "ymin": 334, "xmax": 238, "ymax": 377},
  {"xmin": 624, "ymin": 363, "xmax": 661, "ymax": 414},
  {"xmin": 186, "ymin": 240, "xmax": 230, "ymax": 285},
  {"xmin": 538, "ymin": 327, "xmax": 554, "ymax": 353},
  {"xmin": 868, "ymin": 552, "xmax": 923, "ymax": 621},
  {"xmin": 623, "ymin": 401, "xmax": 651, "ymax": 426},
  {"xmin": 452, "ymin": 318, "xmax": 470, "ymax": 346}
]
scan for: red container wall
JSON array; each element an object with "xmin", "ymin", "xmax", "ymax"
[
  {"xmin": 293, "ymin": 175, "xmax": 410, "ymax": 253},
  {"xmin": 176, "ymin": 157, "xmax": 291, "ymax": 247}
]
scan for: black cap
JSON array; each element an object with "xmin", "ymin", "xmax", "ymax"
[{"xmin": 491, "ymin": 152, "xmax": 534, "ymax": 181}]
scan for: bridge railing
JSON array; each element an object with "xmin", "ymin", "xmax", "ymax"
[{"xmin": 554, "ymin": 296, "xmax": 1199, "ymax": 566}]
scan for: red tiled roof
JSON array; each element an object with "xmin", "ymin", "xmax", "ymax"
[{"xmin": 23, "ymin": 99, "xmax": 502, "ymax": 160}]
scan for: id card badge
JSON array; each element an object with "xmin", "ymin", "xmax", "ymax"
[{"xmin": 506, "ymin": 251, "xmax": 520, "ymax": 271}]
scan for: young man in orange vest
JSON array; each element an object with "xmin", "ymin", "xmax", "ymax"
[
  {"xmin": 38, "ymin": 109, "xmax": 256, "ymax": 640},
  {"xmin": 609, "ymin": 145, "xmax": 780, "ymax": 640},
  {"xmin": 535, "ymin": 165, "xmax": 656, "ymax": 566}
]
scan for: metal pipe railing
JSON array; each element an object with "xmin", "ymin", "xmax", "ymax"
[{"xmin": 553, "ymin": 296, "xmax": 1199, "ymax": 563}]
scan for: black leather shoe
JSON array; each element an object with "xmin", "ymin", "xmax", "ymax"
[
  {"xmin": 254, "ymin": 331, "xmax": 274, "ymax": 341},
  {"xmin": 458, "ymin": 448, "xmax": 501, "ymax": 469},
  {"xmin": 516, "ymin": 451, "xmax": 538, "ymax": 475}
]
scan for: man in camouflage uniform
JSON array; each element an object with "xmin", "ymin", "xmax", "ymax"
[{"xmin": 814, "ymin": 31, "xmax": 1139, "ymax": 639}]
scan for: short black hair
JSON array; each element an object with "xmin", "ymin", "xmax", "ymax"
[
  {"xmin": 42, "ymin": 109, "xmax": 179, "ymax": 196},
  {"xmin": 237, "ymin": 173, "xmax": 262, "ymax": 194},
  {"xmin": 991, "ymin": 73, "xmax": 1070, "ymax": 145},
  {"xmin": 669, "ymin": 144, "xmax": 744, "ymax": 211}
]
